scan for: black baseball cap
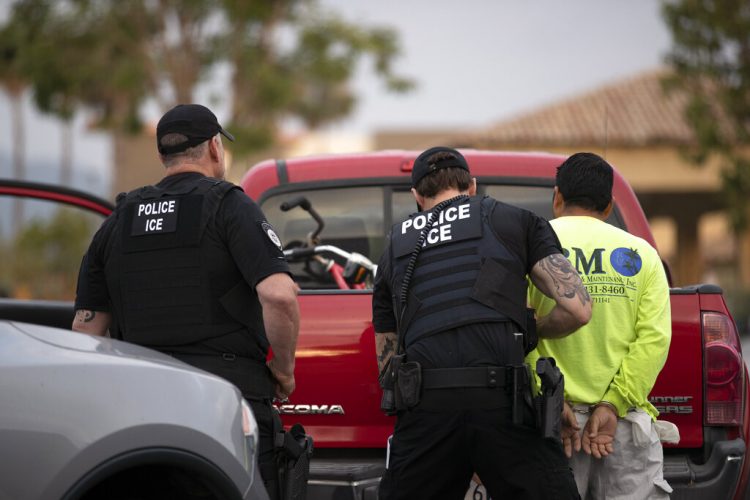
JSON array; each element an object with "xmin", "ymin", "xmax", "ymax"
[
  {"xmin": 156, "ymin": 104, "xmax": 235, "ymax": 155},
  {"xmin": 411, "ymin": 146, "xmax": 470, "ymax": 187}
]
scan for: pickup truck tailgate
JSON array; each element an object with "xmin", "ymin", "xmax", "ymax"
[
  {"xmin": 279, "ymin": 291, "xmax": 393, "ymax": 448},
  {"xmin": 650, "ymin": 290, "xmax": 704, "ymax": 448}
]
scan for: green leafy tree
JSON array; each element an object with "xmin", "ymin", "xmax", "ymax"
[
  {"xmin": 0, "ymin": 233, "xmax": 12, "ymax": 298},
  {"xmin": 662, "ymin": 0, "xmax": 750, "ymax": 231},
  {"xmin": 11, "ymin": 208, "xmax": 96, "ymax": 300},
  {"xmin": 221, "ymin": 1, "xmax": 413, "ymax": 151},
  {"xmin": 5, "ymin": 0, "xmax": 413, "ymax": 156}
]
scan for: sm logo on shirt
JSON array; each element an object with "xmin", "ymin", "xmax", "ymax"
[{"xmin": 562, "ymin": 247, "xmax": 642, "ymax": 277}]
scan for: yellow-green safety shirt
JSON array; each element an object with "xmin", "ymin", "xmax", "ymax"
[{"xmin": 527, "ymin": 216, "xmax": 671, "ymax": 420}]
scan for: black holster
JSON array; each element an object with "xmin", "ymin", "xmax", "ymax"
[
  {"xmin": 395, "ymin": 361, "xmax": 422, "ymax": 410},
  {"xmin": 379, "ymin": 354, "xmax": 405, "ymax": 415},
  {"xmin": 379, "ymin": 354, "xmax": 424, "ymax": 414},
  {"xmin": 534, "ymin": 357, "xmax": 564, "ymax": 439},
  {"xmin": 274, "ymin": 422, "xmax": 313, "ymax": 500}
]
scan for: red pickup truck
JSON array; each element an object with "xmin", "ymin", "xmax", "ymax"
[{"xmin": 240, "ymin": 150, "xmax": 750, "ymax": 500}]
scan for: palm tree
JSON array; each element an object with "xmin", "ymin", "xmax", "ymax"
[
  {"xmin": 0, "ymin": 22, "xmax": 29, "ymax": 234},
  {"xmin": 0, "ymin": 0, "xmax": 51, "ymax": 231}
]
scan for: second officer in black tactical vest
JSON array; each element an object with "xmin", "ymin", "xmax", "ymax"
[
  {"xmin": 372, "ymin": 147, "xmax": 592, "ymax": 500},
  {"xmin": 72, "ymin": 104, "xmax": 300, "ymax": 498}
]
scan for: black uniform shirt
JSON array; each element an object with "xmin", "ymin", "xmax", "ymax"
[
  {"xmin": 372, "ymin": 199, "xmax": 561, "ymax": 368},
  {"xmin": 75, "ymin": 172, "xmax": 290, "ymax": 359}
]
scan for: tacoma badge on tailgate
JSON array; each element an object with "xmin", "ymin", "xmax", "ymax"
[{"xmin": 275, "ymin": 404, "xmax": 346, "ymax": 415}]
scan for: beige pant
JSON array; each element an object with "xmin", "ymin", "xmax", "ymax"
[{"xmin": 570, "ymin": 407, "xmax": 672, "ymax": 499}]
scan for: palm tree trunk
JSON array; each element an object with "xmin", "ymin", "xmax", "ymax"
[
  {"xmin": 10, "ymin": 90, "xmax": 25, "ymax": 234},
  {"xmin": 61, "ymin": 118, "xmax": 73, "ymax": 186}
]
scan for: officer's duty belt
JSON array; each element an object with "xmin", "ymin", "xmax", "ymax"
[
  {"xmin": 422, "ymin": 366, "xmax": 509, "ymax": 389},
  {"xmin": 417, "ymin": 366, "xmax": 512, "ymax": 411}
]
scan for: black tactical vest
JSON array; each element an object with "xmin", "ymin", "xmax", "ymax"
[
  {"xmin": 389, "ymin": 196, "xmax": 529, "ymax": 347},
  {"xmin": 106, "ymin": 176, "xmax": 255, "ymax": 347}
]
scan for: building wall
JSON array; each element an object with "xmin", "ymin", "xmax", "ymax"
[
  {"xmin": 110, "ymin": 130, "xmax": 279, "ymax": 193},
  {"xmin": 111, "ymin": 132, "xmax": 163, "ymax": 197},
  {"xmin": 501, "ymin": 145, "xmax": 723, "ymax": 192}
]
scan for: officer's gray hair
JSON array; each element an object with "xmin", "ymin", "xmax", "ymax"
[{"xmin": 159, "ymin": 133, "xmax": 210, "ymax": 167}]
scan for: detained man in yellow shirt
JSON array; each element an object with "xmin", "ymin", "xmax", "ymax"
[{"xmin": 527, "ymin": 152, "xmax": 673, "ymax": 499}]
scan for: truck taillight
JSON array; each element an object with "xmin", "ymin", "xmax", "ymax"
[{"xmin": 703, "ymin": 312, "xmax": 744, "ymax": 425}]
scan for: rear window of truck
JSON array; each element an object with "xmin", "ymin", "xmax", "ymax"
[{"xmin": 261, "ymin": 183, "xmax": 623, "ymax": 289}]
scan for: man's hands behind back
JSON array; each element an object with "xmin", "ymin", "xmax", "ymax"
[{"xmin": 582, "ymin": 403, "xmax": 617, "ymax": 458}]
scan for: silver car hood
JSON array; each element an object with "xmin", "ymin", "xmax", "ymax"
[{"xmin": 7, "ymin": 321, "xmax": 200, "ymax": 370}]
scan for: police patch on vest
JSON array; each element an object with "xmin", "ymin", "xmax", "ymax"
[
  {"xmin": 392, "ymin": 198, "xmax": 483, "ymax": 257},
  {"xmin": 131, "ymin": 198, "xmax": 180, "ymax": 236},
  {"xmin": 261, "ymin": 221, "xmax": 283, "ymax": 251}
]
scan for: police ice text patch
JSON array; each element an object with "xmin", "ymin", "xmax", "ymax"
[
  {"xmin": 131, "ymin": 198, "xmax": 179, "ymax": 236},
  {"xmin": 392, "ymin": 199, "xmax": 482, "ymax": 257}
]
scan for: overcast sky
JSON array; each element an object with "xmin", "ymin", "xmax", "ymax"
[
  {"xmin": 0, "ymin": 0, "xmax": 673, "ymax": 185},
  {"xmin": 319, "ymin": 0, "xmax": 672, "ymax": 133}
]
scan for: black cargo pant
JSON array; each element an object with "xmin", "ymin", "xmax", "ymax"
[
  {"xmin": 378, "ymin": 407, "xmax": 580, "ymax": 500},
  {"xmin": 248, "ymin": 399, "xmax": 283, "ymax": 499}
]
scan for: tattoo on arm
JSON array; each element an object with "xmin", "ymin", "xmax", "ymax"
[
  {"xmin": 75, "ymin": 310, "xmax": 96, "ymax": 323},
  {"xmin": 377, "ymin": 334, "xmax": 396, "ymax": 367},
  {"xmin": 72, "ymin": 309, "xmax": 111, "ymax": 336},
  {"xmin": 540, "ymin": 254, "xmax": 591, "ymax": 305}
]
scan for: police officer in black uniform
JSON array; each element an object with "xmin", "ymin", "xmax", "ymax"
[
  {"xmin": 72, "ymin": 104, "xmax": 300, "ymax": 498},
  {"xmin": 372, "ymin": 146, "xmax": 592, "ymax": 499}
]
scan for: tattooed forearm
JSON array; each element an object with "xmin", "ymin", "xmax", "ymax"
[
  {"xmin": 378, "ymin": 336, "xmax": 396, "ymax": 364},
  {"xmin": 539, "ymin": 254, "xmax": 591, "ymax": 305},
  {"xmin": 532, "ymin": 253, "xmax": 592, "ymax": 339},
  {"xmin": 375, "ymin": 331, "xmax": 398, "ymax": 373}
]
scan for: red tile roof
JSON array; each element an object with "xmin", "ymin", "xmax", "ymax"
[{"xmin": 459, "ymin": 69, "xmax": 698, "ymax": 148}]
